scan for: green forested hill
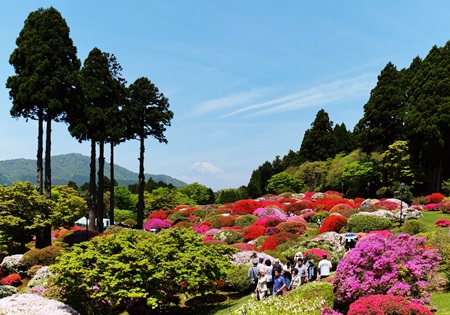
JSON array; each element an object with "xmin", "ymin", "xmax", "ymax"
[{"xmin": 0, "ymin": 153, "xmax": 186, "ymax": 187}]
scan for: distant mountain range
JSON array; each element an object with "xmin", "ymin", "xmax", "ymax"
[{"xmin": 0, "ymin": 153, "xmax": 186, "ymax": 187}]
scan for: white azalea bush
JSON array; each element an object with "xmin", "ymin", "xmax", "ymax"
[
  {"xmin": 0, "ymin": 293, "xmax": 80, "ymax": 315},
  {"xmin": 231, "ymin": 295, "xmax": 327, "ymax": 315},
  {"xmin": 0, "ymin": 254, "xmax": 23, "ymax": 275}
]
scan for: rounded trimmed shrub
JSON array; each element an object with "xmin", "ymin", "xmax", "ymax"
[
  {"xmin": 275, "ymin": 221, "xmax": 307, "ymax": 235},
  {"xmin": 210, "ymin": 215, "xmax": 237, "ymax": 229},
  {"xmin": 213, "ymin": 229, "xmax": 243, "ymax": 244},
  {"xmin": 20, "ymin": 246, "xmax": 62, "ymax": 270},
  {"xmin": 347, "ymin": 294, "xmax": 433, "ymax": 315},
  {"xmin": 243, "ymin": 225, "xmax": 266, "ymax": 241},
  {"xmin": 347, "ymin": 214, "xmax": 391, "ymax": 233},
  {"xmin": 401, "ymin": 219, "xmax": 428, "ymax": 234},
  {"xmin": 289, "ymin": 281, "xmax": 334, "ymax": 307},
  {"xmin": 231, "ymin": 200, "xmax": 261, "ymax": 215},
  {"xmin": 319, "ymin": 215, "xmax": 348, "ymax": 234},
  {"xmin": 225, "ymin": 264, "xmax": 251, "ymax": 293},
  {"xmin": 234, "ymin": 214, "xmax": 258, "ymax": 228}
]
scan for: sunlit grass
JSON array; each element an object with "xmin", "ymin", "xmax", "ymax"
[{"xmin": 431, "ymin": 291, "xmax": 450, "ymax": 315}]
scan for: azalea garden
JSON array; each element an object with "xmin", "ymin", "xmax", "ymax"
[{"xmin": 1, "ymin": 189, "xmax": 450, "ymax": 315}]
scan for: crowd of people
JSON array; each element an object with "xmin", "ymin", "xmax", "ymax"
[{"xmin": 248, "ymin": 252, "xmax": 333, "ymax": 300}]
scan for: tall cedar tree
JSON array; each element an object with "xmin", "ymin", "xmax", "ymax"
[
  {"xmin": 407, "ymin": 42, "xmax": 450, "ymax": 191},
  {"xmin": 6, "ymin": 7, "xmax": 80, "ymax": 247},
  {"xmin": 66, "ymin": 48, "xmax": 123, "ymax": 232},
  {"xmin": 125, "ymin": 77, "xmax": 173, "ymax": 228},
  {"xmin": 298, "ymin": 109, "xmax": 336, "ymax": 162},
  {"xmin": 354, "ymin": 62, "xmax": 407, "ymax": 154}
]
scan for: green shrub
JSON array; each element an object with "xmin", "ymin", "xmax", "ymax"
[
  {"xmin": 168, "ymin": 211, "xmax": 184, "ymax": 221},
  {"xmin": 401, "ymin": 219, "xmax": 428, "ymax": 235},
  {"xmin": 20, "ymin": 246, "xmax": 61, "ymax": 270},
  {"xmin": 122, "ymin": 219, "xmax": 137, "ymax": 226},
  {"xmin": 425, "ymin": 230, "xmax": 450, "ymax": 289},
  {"xmin": 311, "ymin": 212, "xmax": 330, "ymax": 222},
  {"xmin": 104, "ymin": 225, "xmax": 128, "ymax": 234},
  {"xmin": 114, "ymin": 209, "xmax": 136, "ymax": 222},
  {"xmin": 226, "ymin": 264, "xmax": 251, "ymax": 293},
  {"xmin": 234, "ymin": 214, "xmax": 258, "ymax": 228},
  {"xmin": 191, "ymin": 209, "xmax": 206, "ymax": 219},
  {"xmin": 412, "ymin": 196, "xmax": 427, "ymax": 205},
  {"xmin": 347, "ymin": 214, "xmax": 392, "ymax": 233},
  {"xmin": 262, "ymin": 250, "xmax": 286, "ymax": 262},
  {"xmin": 252, "ymin": 236, "xmax": 267, "ymax": 251},
  {"xmin": 288, "ymin": 281, "xmax": 334, "ymax": 307},
  {"xmin": 0, "ymin": 285, "xmax": 18, "ymax": 298},
  {"xmin": 213, "ymin": 230, "xmax": 243, "ymax": 244}
]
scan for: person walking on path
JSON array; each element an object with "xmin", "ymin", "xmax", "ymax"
[{"xmin": 248, "ymin": 258, "xmax": 260, "ymax": 294}]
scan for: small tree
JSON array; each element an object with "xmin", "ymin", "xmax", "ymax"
[
  {"xmin": 49, "ymin": 228, "xmax": 236, "ymax": 314},
  {"xmin": 266, "ymin": 171, "xmax": 304, "ymax": 194}
]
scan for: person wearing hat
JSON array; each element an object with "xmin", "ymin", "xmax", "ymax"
[
  {"xmin": 255, "ymin": 268, "xmax": 268, "ymax": 300},
  {"xmin": 318, "ymin": 254, "xmax": 332, "ymax": 281}
]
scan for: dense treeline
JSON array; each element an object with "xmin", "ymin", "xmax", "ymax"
[{"xmin": 245, "ymin": 42, "xmax": 450, "ymax": 199}]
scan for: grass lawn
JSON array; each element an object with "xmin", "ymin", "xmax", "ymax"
[
  {"xmin": 419, "ymin": 210, "xmax": 450, "ymax": 230},
  {"xmin": 432, "ymin": 290, "xmax": 450, "ymax": 315}
]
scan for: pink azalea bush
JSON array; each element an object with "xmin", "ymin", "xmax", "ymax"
[
  {"xmin": 435, "ymin": 218, "xmax": 450, "ymax": 227},
  {"xmin": 143, "ymin": 218, "xmax": 171, "ymax": 231},
  {"xmin": 333, "ymin": 232, "xmax": 443, "ymax": 307},
  {"xmin": 347, "ymin": 294, "xmax": 433, "ymax": 315}
]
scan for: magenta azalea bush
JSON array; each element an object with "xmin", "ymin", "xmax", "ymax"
[
  {"xmin": 435, "ymin": 218, "xmax": 450, "ymax": 227},
  {"xmin": 347, "ymin": 294, "xmax": 433, "ymax": 315},
  {"xmin": 333, "ymin": 232, "xmax": 443, "ymax": 306}
]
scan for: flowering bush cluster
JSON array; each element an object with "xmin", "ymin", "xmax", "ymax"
[
  {"xmin": 333, "ymin": 232, "xmax": 443, "ymax": 306},
  {"xmin": 427, "ymin": 192, "xmax": 445, "ymax": 204},
  {"xmin": 372, "ymin": 200, "xmax": 399, "ymax": 211},
  {"xmin": 329, "ymin": 203, "xmax": 358, "ymax": 217},
  {"xmin": 243, "ymin": 225, "xmax": 265, "ymax": 241},
  {"xmin": 0, "ymin": 255, "xmax": 23, "ymax": 275},
  {"xmin": 318, "ymin": 215, "xmax": 347, "ymax": 234},
  {"xmin": 276, "ymin": 221, "xmax": 307, "ymax": 235},
  {"xmin": 303, "ymin": 248, "xmax": 331, "ymax": 261},
  {"xmin": 261, "ymin": 232, "xmax": 298, "ymax": 251},
  {"xmin": 253, "ymin": 216, "xmax": 282, "ymax": 227},
  {"xmin": 315, "ymin": 198, "xmax": 356, "ymax": 212},
  {"xmin": 232, "ymin": 295, "xmax": 328, "ymax": 315},
  {"xmin": 435, "ymin": 218, "xmax": 450, "ymax": 227},
  {"xmin": 347, "ymin": 294, "xmax": 433, "ymax": 315},
  {"xmin": 0, "ymin": 293, "xmax": 80, "ymax": 315},
  {"xmin": 232, "ymin": 200, "xmax": 262, "ymax": 215},
  {"xmin": 0, "ymin": 273, "xmax": 21, "ymax": 286}
]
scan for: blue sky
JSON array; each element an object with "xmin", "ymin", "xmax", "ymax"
[{"xmin": 1, "ymin": 1, "xmax": 449, "ymax": 191}]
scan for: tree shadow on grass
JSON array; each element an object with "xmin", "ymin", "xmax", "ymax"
[{"xmin": 175, "ymin": 292, "xmax": 247, "ymax": 315}]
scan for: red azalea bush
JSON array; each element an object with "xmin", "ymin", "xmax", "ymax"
[
  {"xmin": 260, "ymin": 201, "xmax": 286, "ymax": 210},
  {"xmin": 253, "ymin": 216, "xmax": 282, "ymax": 227},
  {"xmin": 303, "ymin": 248, "xmax": 331, "ymax": 261},
  {"xmin": 315, "ymin": 197, "xmax": 356, "ymax": 212},
  {"xmin": 231, "ymin": 243, "xmax": 259, "ymax": 252},
  {"xmin": 347, "ymin": 294, "xmax": 433, "ymax": 315},
  {"xmin": 243, "ymin": 225, "xmax": 266, "ymax": 241},
  {"xmin": 285, "ymin": 200, "xmax": 314, "ymax": 214},
  {"xmin": 182, "ymin": 207, "xmax": 198, "ymax": 217},
  {"xmin": 0, "ymin": 273, "xmax": 21, "ymax": 286},
  {"xmin": 329, "ymin": 203, "xmax": 358, "ymax": 217},
  {"xmin": 210, "ymin": 215, "xmax": 236, "ymax": 229},
  {"xmin": 318, "ymin": 215, "xmax": 348, "ymax": 234},
  {"xmin": 372, "ymin": 200, "xmax": 399, "ymax": 211},
  {"xmin": 435, "ymin": 218, "xmax": 450, "ymax": 227},
  {"xmin": 427, "ymin": 193, "xmax": 445, "ymax": 204},
  {"xmin": 275, "ymin": 221, "xmax": 307, "ymax": 235},
  {"xmin": 148, "ymin": 210, "xmax": 168, "ymax": 220},
  {"xmin": 231, "ymin": 200, "xmax": 261, "ymax": 215},
  {"xmin": 217, "ymin": 203, "xmax": 233, "ymax": 214},
  {"xmin": 261, "ymin": 232, "xmax": 298, "ymax": 251},
  {"xmin": 353, "ymin": 198, "xmax": 365, "ymax": 206}
]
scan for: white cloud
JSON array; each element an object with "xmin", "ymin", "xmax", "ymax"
[
  {"xmin": 220, "ymin": 73, "xmax": 376, "ymax": 118},
  {"xmin": 190, "ymin": 88, "xmax": 270, "ymax": 116}
]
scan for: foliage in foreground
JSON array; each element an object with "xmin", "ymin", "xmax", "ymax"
[{"xmin": 48, "ymin": 228, "xmax": 236, "ymax": 314}]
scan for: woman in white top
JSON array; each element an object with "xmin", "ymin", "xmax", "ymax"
[{"xmin": 255, "ymin": 269, "xmax": 268, "ymax": 300}]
